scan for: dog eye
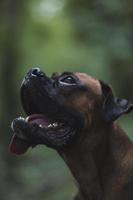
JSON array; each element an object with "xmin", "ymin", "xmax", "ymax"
[{"xmin": 60, "ymin": 76, "xmax": 76, "ymax": 85}]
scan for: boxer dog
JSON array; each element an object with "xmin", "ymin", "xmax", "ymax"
[{"xmin": 10, "ymin": 68, "xmax": 133, "ymax": 200}]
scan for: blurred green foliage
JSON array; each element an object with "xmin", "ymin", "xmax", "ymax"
[{"xmin": 0, "ymin": 0, "xmax": 133, "ymax": 199}]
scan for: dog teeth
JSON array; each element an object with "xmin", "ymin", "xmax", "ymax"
[
  {"xmin": 48, "ymin": 124, "xmax": 53, "ymax": 128},
  {"xmin": 25, "ymin": 117, "xmax": 29, "ymax": 122},
  {"xmin": 53, "ymin": 123, "xmax": 58, "ymax": 127},
  {"xmin": 48, "ymin": 123, "xmax": 59, "ymax": 128}
]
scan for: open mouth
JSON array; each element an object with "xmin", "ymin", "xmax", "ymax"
[
  {"xmin": 26, "ymin": 114, "xmax": 65, "ymax": 130},
  {"xmin": 9, "ymin": 113, "xmax": 75, "ymax": 155}
]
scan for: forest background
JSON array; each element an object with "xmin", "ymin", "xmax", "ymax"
[{"xmin": 0, "ymin": 0, "xmax": 133, "ymax": 199}]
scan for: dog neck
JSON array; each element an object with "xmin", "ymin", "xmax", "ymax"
[{"xmin": 58, "ymin": 122, "xmax": 131, "ymax": 200}]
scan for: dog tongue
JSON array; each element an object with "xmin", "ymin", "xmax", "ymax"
[
  {"xmin": 26, "ymin": 114, "xmax": 50, "ymax": 127},
  {"xmin": 9, "ymin": 134, "xmax": 31, "ymax": 155}
]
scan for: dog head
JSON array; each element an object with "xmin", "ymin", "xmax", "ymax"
[{"xmin": 9, "ymin": 68, "xmax": 133, "ymax": 155}]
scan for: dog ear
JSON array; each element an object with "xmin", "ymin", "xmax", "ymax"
[{"xmin": 100, "ymin": 80, "xmax": 133, "ymax": 122}]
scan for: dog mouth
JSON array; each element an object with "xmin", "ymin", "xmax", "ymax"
[
  {"xmin": 26, "ymin": 114, "xmax": 71, "ymax": 136},
  {"xmin": 26, "ymin": 114, "xmax": 65, "ymax": 130},
  {"xmin": 9, "ymin": 112, "xmax": 75, "ymax": 155}
]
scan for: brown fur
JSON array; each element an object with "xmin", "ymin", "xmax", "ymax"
[
  {"xmin": 14, "ymin": 69, "xmax": 133, "ymax": 200},
  {"xmin": 57, "ymin": 73, "xmax": 133, "ymax": 200}
]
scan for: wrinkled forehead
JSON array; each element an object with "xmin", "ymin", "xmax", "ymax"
[{"xmin": 75, "ymin": 73, "xmax": 102, "ymax": 96}]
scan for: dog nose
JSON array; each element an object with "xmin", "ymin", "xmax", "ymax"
[
  {"xmin": 30, "ymin": 68, "xmax": 42, "ymax": 77},
  {"xmin": 29, "ymin": 68, "xmax": 45, "ymax": 78}
]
